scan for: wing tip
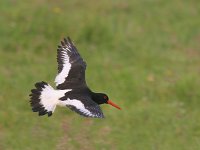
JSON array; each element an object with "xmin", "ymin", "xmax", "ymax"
[
  {"xmin": 58, "ymin": 36, "xmax": 73, "ymax": 48},
  {"xmin": 61, "ymin": 40, "xmax": 65, "ymax": 46},
  {"xmin": 66, "ymin": 36, "xmax": 72, "ymax": 43}
]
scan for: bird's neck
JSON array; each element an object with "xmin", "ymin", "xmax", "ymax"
[{"xmin": 91, "ymin": 92, "xmax": 102, "ymax": 105}]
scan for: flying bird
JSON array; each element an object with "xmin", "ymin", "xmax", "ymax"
[{"xmin": 29, "ymin": 37, "xmax": 121, "ymax": 118}]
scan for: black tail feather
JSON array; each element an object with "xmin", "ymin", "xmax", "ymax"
[{"xmin": 29, "ymin": 81, "xmax": 52, "ymax": 117}]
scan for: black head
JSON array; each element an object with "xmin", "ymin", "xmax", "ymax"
[
  {"xmin": 92, "ymin": 93, "xmax": 109, "ymax": 104},
  {"xmin": 92, "ymin": 92, "xmax": 121, "ymax": 110}
]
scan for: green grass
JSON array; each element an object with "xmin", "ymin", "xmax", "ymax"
[{"xmin": 1, "ymin": 0, "xmax": 200, "ymax": 149}]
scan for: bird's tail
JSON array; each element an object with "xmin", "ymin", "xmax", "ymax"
[{"xmin": 29, "ymin": 81, "xmax": 64, "ymax": 117}]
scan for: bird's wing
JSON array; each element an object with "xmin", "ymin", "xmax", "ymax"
[
  {"xmin": 55, "ymin": 37, "xmax": 87, "ymax": 90},
  {"xmin": 60, "ymin": 96, "xmax": 104, "ymax": 118}
]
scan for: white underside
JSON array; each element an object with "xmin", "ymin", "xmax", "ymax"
[
  {"xmin": 39, "ymin": 83, "xmax": 97, "ymax": 117},
  {"xmin": 40, "ymin": 84, "xmax": 71, "ymax": 112}
]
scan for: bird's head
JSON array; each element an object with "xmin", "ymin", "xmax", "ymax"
[{"xmin": 92, "ymin": 93, "xmax": 121, "ymax": 110}]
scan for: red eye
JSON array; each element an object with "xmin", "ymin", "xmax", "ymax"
[{"xmin": 104, "ymin": 96, "xmax": 107, "ymax": 99}]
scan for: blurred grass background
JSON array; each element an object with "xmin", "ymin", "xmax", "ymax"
[{"xmin": 1, "ymin": 0, "xmax": 200, "ymax": 149}]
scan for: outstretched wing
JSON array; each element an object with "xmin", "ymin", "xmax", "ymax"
[
  {"xmin": 59, "ymin": 90, "xmax": 104, "ymax": 118},
  {"xmin": 55, "ymin": 37, "xmax": 87, "ymax": 90},
  {"xmin": 60, "ymin": 96, "xmax": 105, "ymax": 118}
]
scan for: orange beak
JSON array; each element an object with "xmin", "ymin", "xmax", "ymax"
[{"xmin": 107, "ymin": 100, "xmax": 121, "ymax": 110}]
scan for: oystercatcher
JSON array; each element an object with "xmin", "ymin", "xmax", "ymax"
[{"xmin": 29, "ymin": 37, "xmax": 121, "ymax": 118}]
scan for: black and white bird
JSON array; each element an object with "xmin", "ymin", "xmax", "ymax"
[{"xmin": 29, "ymin": 37, "xmax": 121, "ymax": 118}]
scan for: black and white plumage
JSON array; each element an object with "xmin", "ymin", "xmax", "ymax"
[
  {"xmin": 29, "ymin": 37, "xmax": 121, "ymax": 118},
  {"xmin": 55, "ymin": 38, "xmax": 86, "ymax": 89}
]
